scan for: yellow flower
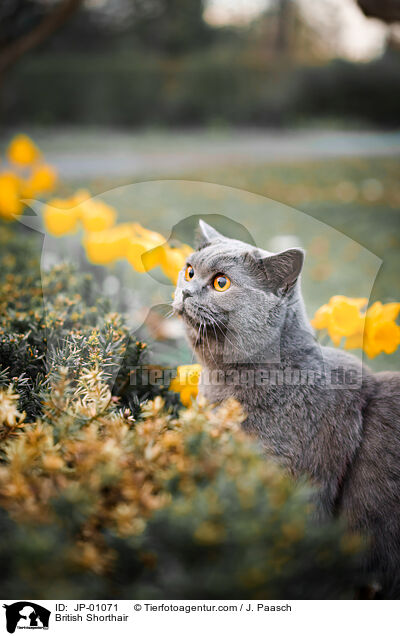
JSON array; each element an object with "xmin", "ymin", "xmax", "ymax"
[
  {"xmin": 43, "ymin": 191, "xmax": 115, "ymax": 237},
  {"xmin": 161, "ymin": 245, "xmax": 193, "ymax": 284},
  {"xmin": 78, "ymin": 192, "xmax": 116, "ymax": 232},
  {"xmin": 362, "ymin": 302, "xmax": 400, "ymax": 358},
  {"xmin": 330, "ymin": 300, "xmax": 365, "ymax": 338},
  {"xmin": 315, "ymin": 296, "xmax": 400, "ymax": 359},
  {"xmin": 312, "ymin": 296, "xmax": 367, "ymax": 346},
  {"xmin": 139, "ymin": 240, "xmax": 193, "ymax": 283},
  {"xmin": 372, "ymin": 321, "xmax": 400, "ymax": 355},
  {"xmin": 0, "ymin": 172, "xmax": 23, "ymax": 220},
  {"xmin": 84, "ymin": 225, "xmax": 131, "ymax": 265},
  {"xmin": 7, "ymin": 134, "xmax": 41, "ymax": 166},
  {"xmin": 366, "ymin": 301, "xmax": 400, "ymax": 323},
  {"xmin": 43, "ymin": 197, "xmax": 80, "ymax": 236},
  {"xmin": 127, "ymin": 225, "xmax": 165, "ymax": 274},
  {"xmin": 127, "ymin": 238, "xmax": 162, "ymax": 273},
  {"xmin": 169, "ymin": 364, "xmax": 202, "ymax": 407},
  {"xmin": 311, "ymin": 303, "xmax": 331, "ymax": 331},
  {"xmin": 160, "ymin": 247, "xmax": 184, "ymax": 284},
  {"xmin": 22, "ymin": 163, "xmax": 58, "ymax": 197},
  {"xmin": 344, "ymin": 329, "xmax": 364, "ymax": 351},
  {"xmin": 128, "ymin": 225, "xmax": 167, "ymax": 274}
]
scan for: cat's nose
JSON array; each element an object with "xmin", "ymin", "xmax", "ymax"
[{"xmin": 182, "ymin": 290, "xmax": 192, "ymax": 301}]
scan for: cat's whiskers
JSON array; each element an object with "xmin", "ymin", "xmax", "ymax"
[
  {"xmin": 224, "ymin": 323, "xmax": 248, "ymax": 357},
  {"xmin": 191, "ymin": 321, "xmax": 202, "ymax": 363},
  {"xmin": 212, "ymin": 314, "xmax": 248, "ymax": 359},
  {"xmin": 184, "ymin": 304, "xmax": 246, "ymax": 363},
  {"xmin": 205, "ymin": 322, "xmax": 218, "ymax": 367},
  {"xmin": 202, "ymin": 311, "xmax": 238, "ymax": 354},
  {"xmin": 210, "ymin": 321, "xmax": 219, "ymax": 355}
]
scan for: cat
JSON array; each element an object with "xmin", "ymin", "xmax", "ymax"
[{"xmin": 172, "ymin": 219, "xmax": 400, "ymax": 598}]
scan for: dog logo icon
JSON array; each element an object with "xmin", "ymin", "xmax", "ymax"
[{"xmin": 3, "ymin": 602, "xmax": 50, "ymax": 634}]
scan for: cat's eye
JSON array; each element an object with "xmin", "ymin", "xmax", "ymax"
[
  {"xmin": 213, "ymin": 274, "xmax": 231, "ymax": 292},
  {"xmin": 185, "ymin": 265, "xmax": 195, "ymax": 281}
]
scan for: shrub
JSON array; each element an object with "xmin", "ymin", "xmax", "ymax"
[
  {"xmin": 0, "ymin": 223, "xmax": 160, "ymax": 422},
  {"xmin": 0, "ymin": 384, "xmax": 364, "ymax": 599}
]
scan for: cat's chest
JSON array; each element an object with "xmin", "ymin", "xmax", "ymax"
[
  {"xmin": 200, "ymin": 373, "xmax": 300, "ymax": 411},
  {"xmin": 200, "ymin": 372, "xmax": 339, "ymax": 449},
  {"xmin": 200, "ymin": 369, "xmax": 364, "ymax": 485},
  {"xmin": 200, "ymin": 374, "xmax": 313, "ymax": 438}
]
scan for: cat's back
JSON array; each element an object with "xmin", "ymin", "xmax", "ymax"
[
  {"xmin": 342, "ymin": 370, "xmax": 400, "ymax": 500},
  {"xmin": 340, "ymin": 370, "xmax": 400, "ymax": 594},
  {"xmin": 370, "ymin": 370, "xmax": 400, "ymax": 414},
  {"xmin": 359, "ymin": 371, "xmax": 400, "ymax": 460}
]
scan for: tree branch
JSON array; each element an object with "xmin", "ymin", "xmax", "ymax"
[{"xmin": 0, "ymin": 0, "xmax": 84, "ymax": 75}]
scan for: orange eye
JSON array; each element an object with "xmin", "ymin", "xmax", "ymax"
[
  {"xmin": 185, "ymin": 265, "xmax": 194, "ymax": 281},
  {"xmin": 213, "ymin": 274, "xmax": 231, "ymax": 292}
]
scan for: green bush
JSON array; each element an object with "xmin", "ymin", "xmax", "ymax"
[{"xmin": 0, "ymin": 223, "xmax": 166, "ymax": 422}]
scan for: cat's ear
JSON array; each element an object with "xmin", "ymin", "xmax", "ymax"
[
  {"xmin": 257, "ymin": 248, "xmax": 304, "ymax": 295},
  {"xmin": 195, "ymin": 219, "xmax": 225, "ymax": 248}
]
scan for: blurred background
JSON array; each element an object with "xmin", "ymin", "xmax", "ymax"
[
  {"xmin": 1, "ymin": 0, "xmax": 399, "ymax": 370},
  {"xmin": 2, "ymin": 0, "xmax": 400, "ymax": 128}
]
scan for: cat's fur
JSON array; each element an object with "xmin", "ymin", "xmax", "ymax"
[{"xmin": 173, "ymin": 220, "xmax": 400, "ymax": 597}]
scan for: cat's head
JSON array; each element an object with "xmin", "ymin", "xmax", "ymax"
[{"xmin": 173, "ymin": 220, "xmax": 305, "ymax": 364}]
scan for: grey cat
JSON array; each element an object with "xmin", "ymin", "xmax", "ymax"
[{"xmin": 173, "ymin": 219, "xmax": 400, "ymax": 598}]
